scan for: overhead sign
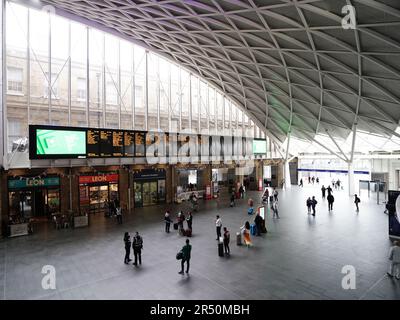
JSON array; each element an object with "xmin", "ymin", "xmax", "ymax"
[
  {"xmin": 253, "ymin": 139, "xmax": 267, "ymax": 154},
  {"xmin": 8, "ymin": 177, "xmax": 60, "ymax": 189},
  {"xmin": 79, "ymin": 174, "xmax": 119, "ymax": 184}
]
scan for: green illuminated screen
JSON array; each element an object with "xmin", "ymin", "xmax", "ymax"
[
  {"xmin": 253, "ymin": 139, "xmax": 266, "ymax": 154},
  {"xmin": 36, "ymin": 129, "xmax": 86, "ymax": 155}
]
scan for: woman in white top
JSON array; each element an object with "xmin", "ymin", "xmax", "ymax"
[{"xmin": 388, "ymin": 241, "xmax": 400, "ymax": 279}]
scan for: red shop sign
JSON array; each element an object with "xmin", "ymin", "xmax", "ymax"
[{"xmin": 79, "ymin": 174, "xmax": 119, "ymax": 184}]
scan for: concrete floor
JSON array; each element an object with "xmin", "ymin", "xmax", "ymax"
[{"xmin": 0, "ymin": 185, "xmax": 399, "ymax": 300}]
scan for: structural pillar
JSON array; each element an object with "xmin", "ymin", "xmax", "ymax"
[
  {"xmin": 348, "ymin": 162, "xmax": 355, "ymax": 196},
  {"xmin": 284, "ymin": 160, "xmax": 291, "ymax": 189}
]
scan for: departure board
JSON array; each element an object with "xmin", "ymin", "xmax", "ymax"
[
  {"xmin": 87, "ymin": 129, "xmax": 100, "ymax": 157},
  {"xmin": 100, "ymin": 130, "xmax": 113, "ymax": 157},
  {"xmin": 112, "ymin": 131, "xmax": 124, "ymax": 157},
  {"xmin": 124, "ymin": 131, "xmax": 135, "ymax": 157},
  {"xmin": 135, "ymin": 132, "xmax": 145, "ymax": 157}
]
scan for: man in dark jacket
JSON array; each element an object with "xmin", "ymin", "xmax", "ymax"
[
  {"xmin": 179, "ymin": 239, "xmax": 192, "ymax": 274},
  {"xmin": 311, "ymin": 196, "xmax": 318, "ymax": 216},
  {"xmin": 186, "ymin": 212, "xmax": 193, "ymax": 230},
  {"xmin": 132, "ymin": 232, "xmax": 143, "ymax": 266},
  {"xmin": 254, "ymin": 212, "xmax": 263, "ymax": 236},
  {"xmin": 327, "ymin": 194, "xmax": 334, "ymax": 211},
  {"xmin": 321, "ymin": 185, "xmax": 326, "ymax": 199},
  {"xmin": 123, "ymin": 232, "xmax": 132, "ymax": 264}
]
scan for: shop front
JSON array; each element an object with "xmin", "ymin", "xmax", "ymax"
[
  {"xmin": 78, "ymin": 173, "xmax": 119, "ymax": 215},
  {"xmin": 176, "ymin": 168, "xmax": 205, "ymax": 202},
  {"xmin": 7, "ymin": 176, "xmax": 61, "ymax": 237},
  {"xmin": 133, "ymin": 169, "xmax": 166, "ymax": 207}
]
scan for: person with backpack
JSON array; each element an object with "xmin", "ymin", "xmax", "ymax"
[
  {"xmin": 123, "ymin": 232, "xmax": 132, "ymax": 264},
  {"xmin": 178, "ymin": 239, "xmax": 192, "ymax": 274},
  {"xmin": 223, "ymin": 227, "xmax": 230, "ymax": 255},
  {"xmin": 164, "ymin": 210, "xmax": 172, "ymax": 233},
  {"xmin": 311, "ymin": 196, "xmax": 317, "ymax": 216},
  {"xmin": 354, "ymin": 194, "xmax": 360, "ymax": 211},
  {"xmin": 306, "ymin": 197, "xmax": 312, "ymax": 214},
  {"xmin": 327, "ymin": 193, "xmax": 334, "ymax": 211},
  {"xmin": 132, "ymin": 232, "xmax": 143, "ymax": 266}
]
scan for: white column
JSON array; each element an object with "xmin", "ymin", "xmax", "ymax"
[
  {"xmin": 348, "ymin": 162, "xmax": 355, "ymax": 196},
  {"xmin": 284, "ymin": 160, "xmax": 291, "ymax": 189}
]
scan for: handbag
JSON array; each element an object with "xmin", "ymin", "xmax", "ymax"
[{"xmin": 176, "ymin": 250, "xmax": 183, "ymax": 260}]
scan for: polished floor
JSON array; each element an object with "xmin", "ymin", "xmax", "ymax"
[{"xmin": 0, "ymin": 185, "xmax": 399, "ymax": 300}]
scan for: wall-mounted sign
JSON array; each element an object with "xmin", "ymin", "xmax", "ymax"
[
  {"xmin": 8, "ymin": 177, "xmax": 60, "ymax": 189},
  {"xmin": 133, "ymin": 169, "xmax": 166, "ymax": 181},
  {"xmin": 79, "ymin": 174, "xmax": 119, "ymax": 184}
]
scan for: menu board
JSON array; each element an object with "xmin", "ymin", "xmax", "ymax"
[
  {"xmin": 87, "ymin": 129, "xmax": 100, "ymax": 157},
  {"xmin": 124, "ymin": 131, "xmax": 135, "ymax": 157},
  {"xmin": 112, "ymin": 131, "xmax": 124, "ymax": 157},
  {"xmin": 135, "ymin": 132, "xmax": 145, "ymax": 157},
  {"xmin": 100, "ymin": 130, "xmax": 113, "ymax": 157}
]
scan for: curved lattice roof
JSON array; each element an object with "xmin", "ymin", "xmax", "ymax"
[{"xmin": 35, "ymin": 0, "xmax": 400, "ymax": 152}]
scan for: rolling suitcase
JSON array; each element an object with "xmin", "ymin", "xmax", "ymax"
[
  {"xmin": 185, "ymin": 229, "xmax": 192, "ymax": 237},
  {"xmin": 236, "ymin": 232, "xmax": 242, "ymax": 245},
  {"xmin": 218, "ymin": 242, "xmax": 224, "ymax": 257},
  {"xmin": 173, "ymin": 223, "xmax": 178, "ymax": 230},
  {"xmin": 250, "ymin": 223, "xmax": 257, "ymax": 236}
]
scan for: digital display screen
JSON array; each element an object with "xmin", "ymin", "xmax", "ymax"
[
  {"xmin": 253, "ymin": 139, "xmax": 266, "ymax": 154},
  {"xmin": 35, "ymin": 129, "xmax": 86, "ymax": 155},
  {"xmin": 87, "ymin": 129, "xmax": 100, "ymax": 157},
  {"xmin": 112, "ymin": 131, "xmax": 124, "ymax": 157},
  {"xmin": 135, "ymin": 132, "xmax": 145, "ymax": 157},
  {"xmin": 100, "ymin": 130, "xmax": 113, "ymax": 157},
  {"xmin": 124, "ymin": 131, "xmax": 135, "ymax": 157}
]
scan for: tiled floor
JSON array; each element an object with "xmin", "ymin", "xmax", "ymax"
[{"xmin": 1, "ymin": 185, "xmax": 399, "ymax": 300}]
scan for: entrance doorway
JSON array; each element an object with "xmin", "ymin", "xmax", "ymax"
[{"xmin": 134, "ymin": 181, "xmax": 158, "ymax": 207}]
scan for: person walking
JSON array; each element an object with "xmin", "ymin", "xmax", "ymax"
[
  {"xmin": 230, "ymin": 192, "xmax": 235, "ymax": 207},
  {"xmin": 354, "ymin": 194, "xmax": 360, "ymax": 211},
  {"xmin": 306, "ymin": 197, "xmax": 312, "ymax": 214},
  {"xmin": 123, "ymin": 232, "xmax": 132, "ymax": 264},
  {"xmin": 186, "ymin": 211, "xmax": 193, "ymax": 231},
  {"xmin": 273, "ymin": 188, "xmax": 278, "ymax": 202},
  {"xmin": 387, "ymin": 241, "xmax": 400, "ymax": 279},
  {"xmin": 327, "ymin": 185, "xmax": 332, "ymax": 195},
  {"xmin": 239, "ymin": 185, "xmax": 244, "ymax": 199},
  {"xmin": 179, "ymin": 239, "xmax": 192, "ymax": 274},
  {"xmin": 311, "ymin": 196, "xmax": 317, "ymax": 216},
  {"xmin": 223, "ymin": 227, "xmax": 230, "ymax": 255},
  {"xmin": 321, "ymin": 185, "xmax": 326, "ymax": 199},
  {"xmin": 272, "ymin": 200, "xmax": 280, "ymax": 219},
  {"xmin": 177, "ymin": 211, "xmax": 185, "ymax": 235},
  {"xmin": 254, "ymin": 212, "xmax": 263, "ymax": 236},
  {"xmin": 116, "ymin": 206, "xmax": 122, "ymax": 224},
  {"xmin": 132, "ymin": 232, "xmax": 143, "ymax": 266},
  {"xmin": 215, "ymin": 215, "xmax": 222, "ymax": 240},
  {"xmin": 164, "ymin": 210, "xmax": 172, "ymax": 233},
  {"xmin": 299, "ymin": 178, "xmax": 303, "ymax": 187},
  {"xmin": 327, "ymin": 193, "xmax": 334, "ymax": 211}
]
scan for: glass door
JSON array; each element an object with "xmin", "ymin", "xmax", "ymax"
[
  {"xmin": 134, "ymin": 182, "xmax": 143, "ymax": 208},
  {"xmin": 142, "ymin": 182, "xmax": 151, "ymax": 206},
  {"xmin": 149, "ymin": 181, "xmax": 158, "ymax": 206}
]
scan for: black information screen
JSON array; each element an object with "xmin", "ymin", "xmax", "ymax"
[
  {"xmin": 112, "ymin": 131, "xmax": 124, "ymax": 157},
  {"xmin": 100, "ymin": 130, "xmax": 113, "ymax": 157},
  {"xmin": 87, "ymin": 129, "xmax": 100, "ymax": 157},
  {"xmin": 124, "ymin": 131, "xmax": 135, "ymax": 157},
  {"xmin": 135, "ymin": 132, "xmax": 145, "ymax": 157}
]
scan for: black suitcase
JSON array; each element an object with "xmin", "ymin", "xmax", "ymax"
[
  {"xmin": 173, "ymin": 223, "xmax": 178, "ymax": 230},
  {"xmin": 218, "ymin": 242, "xmax": 224, "ymax": 257}
]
